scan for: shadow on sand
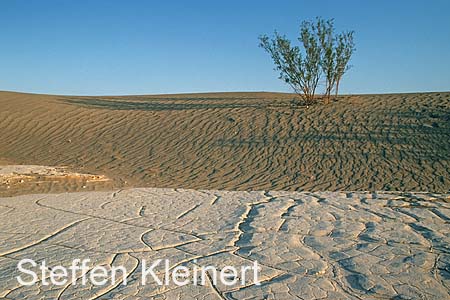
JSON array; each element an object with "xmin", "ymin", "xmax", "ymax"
[{"xmin": 63, "ymin": 97, "xmax": 271, "ymax": 111}]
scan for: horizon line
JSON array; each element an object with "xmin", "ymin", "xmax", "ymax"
[{"xmin": 0, "ymin": 89, "xmax": 448, "ymax": 98}]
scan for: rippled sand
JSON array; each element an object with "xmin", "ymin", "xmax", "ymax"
[{"xmin": 0, "ymin": 91, "xmax": 449, "ymax": 193}]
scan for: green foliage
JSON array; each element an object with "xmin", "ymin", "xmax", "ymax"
[
  {"xmin": 259, "ymin": 17, "xmax": 355, "ymax": 105},
  {"xmin": 334, "ymin": 30, "xmax": 355, "ymax": 98}
]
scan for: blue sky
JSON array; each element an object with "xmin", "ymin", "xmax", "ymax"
[{"xmin": 1, "ymin": 0, "xmax": 449, "ymax": 95}]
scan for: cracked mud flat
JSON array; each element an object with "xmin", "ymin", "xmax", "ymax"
[{"xmin": 0, "ymin": 189, "xmax": 449, "ymax": 299}]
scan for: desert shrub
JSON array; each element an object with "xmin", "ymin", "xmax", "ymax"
[{"xmin": 259, "ymin": 17, "xmax": 355, "ymax": 105}]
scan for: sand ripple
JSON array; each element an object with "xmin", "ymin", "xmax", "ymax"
[{"xmin": 0, "ymin": 91, "xmax": 449, "ymax": 192}]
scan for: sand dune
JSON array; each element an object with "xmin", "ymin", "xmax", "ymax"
[
  {"xmin": 0, "ymin": 189, "xmax": 449, "ymax": 299},
  {"xmin": 0, "ymin": 91, "xmax": 449, "ymax": 194}
]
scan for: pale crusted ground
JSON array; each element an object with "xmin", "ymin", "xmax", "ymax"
[
  {"xmin": 0, "ymin": 188, "xmax": 449, "ymax": 299},
  {"xmin": 0, "ymin": 165, "xmax": 111, "ymax": 197}
]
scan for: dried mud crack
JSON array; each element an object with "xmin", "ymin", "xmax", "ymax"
[{"xmin": 0, "ymin": 189, "xmax": 449, "ymax": 299}]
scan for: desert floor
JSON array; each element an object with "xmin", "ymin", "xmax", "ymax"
[
  {"xmin": 0, "ymin": 188, "xmax": 449, "ymax": 299},
  {"xmin": 0, "ymin": 91, "xmax": 449, "ymax": 194},
  {"xmin": 0, "ymin": 91, "xmax": 449, "ymax": 299}
]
